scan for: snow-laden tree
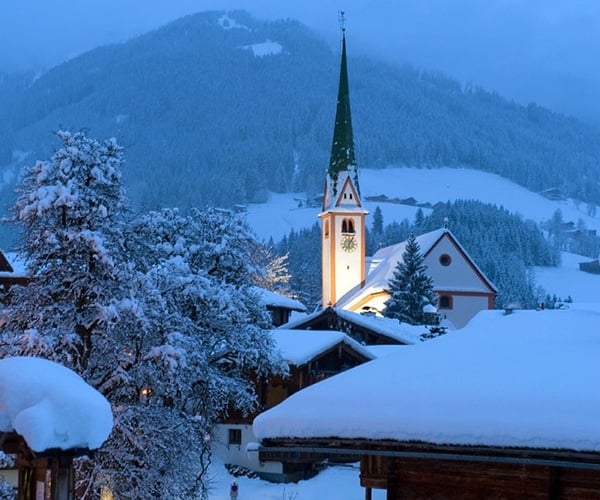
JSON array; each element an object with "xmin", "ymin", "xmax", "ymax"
[
  {"xmin": 249, "ymin": 244, "xmax": 292, "ymax": 296},
  {"xmin": 1, "ymin": 130, "xmax": 130, "ymax": 372},
  {"xmin": 130, "ymin": 207, "xmax": 284, "ymax": 414},
  {"xmin": 0, "ymin": 132, "xmax": 284, "ymax": 499},
  {"xmin": 382, "ymin": 234, "xmax": 438, "ymax": 325},
  {"xmin": 123, "ymin": 207, "xmax": 285, "ymax": 496},
  {"xmin": 0, "ymin": 131, "xmax": 148, "ymax": 495}
]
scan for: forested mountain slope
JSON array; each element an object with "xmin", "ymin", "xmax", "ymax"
[{"xmin": 2, "ymin": 10, "xmax": 600, "ymax": 213}]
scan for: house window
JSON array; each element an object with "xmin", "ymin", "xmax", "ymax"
[
  {"xmin": 439, "ymin": 295, "xmax": 453, "ymax": 310},
  {"xmin": 439, "ymin": 254, "xmax": 452, "ymax": 266},
  {"xmin": 342, "ymin": 218, "xmax": 355, "ymax": 234},
  {"xmin": 324, "ymin": 220, "xmax": 330, "ymax": 239},
  {"xmin": 228, "ymin": 428, "xmax": 242, "ymax": 446}
]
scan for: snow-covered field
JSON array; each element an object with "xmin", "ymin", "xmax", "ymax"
[
  {"xmin": 246, "ymin": 165, "xmax": 600, "ymax": 301},
  {"xmin": 246, "ymin": 166, "xmax": 600, "ymax": 243},
  {"xmin": 208, "ymin": 457, "xmax": 385, "ymax": 500},
  {"xmin": 534, "ymin": 251, "xmax": 599, "ymax": 302}
]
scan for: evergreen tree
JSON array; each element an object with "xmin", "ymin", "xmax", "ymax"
[
  {"xmin": 275, "ymin": 223, "xmax": 321, "ymax": 309},
  {"xmin": 0, "ymin": 132, "xmax": 284, "ymax": 499},
  {"xmin": 382, "ymin": 234, "xmax": 438, "ymax": 325},
  {"xmin": 367, "ymin": 205, "xmax": 385, "ymax": 255},
  {"xmin": 372, "ymin": 206, "xmax": 384, "ymax": 234},
  {"xmin": 413, "ymin": 208, "xmax": 425, "ymax": 231}
]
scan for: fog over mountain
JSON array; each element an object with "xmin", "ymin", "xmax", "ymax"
[
  {"xmin": 2, "ymin": 9, "xmax": 600, "ymax": 226},
  {"xmin": 2, "ymin": 1, "xmax": 600, "ymax": 124}
]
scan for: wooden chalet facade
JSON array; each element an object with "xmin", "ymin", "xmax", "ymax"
[
  {"xmin": 579, "ymin": 258, "xmax": 600, "ymax": 274},
  {"xmin": 1, "ymin": 432, "xmax": 79, "ymax": 500},
  {"xmin": 253, "ymin": 309, "xmax": 600, "ymax": 496},
  {"xmin": 0, "ymin": 250, "xmax": 28, "ymax": 293},
  {"xmin": 255, "ymin": 287, "xmax": 307, "ymax": 327},
  {"xmin": 213, "ymin": 329, "xmax": 374, "ymax": 482},
  {"xmin": 258, "ymin": 438, "xmax": 600, "ymax": 499}
]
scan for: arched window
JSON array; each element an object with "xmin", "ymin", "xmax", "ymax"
[
  {"xmin": 324, "ymin": 220, "xmax": 330, "ymax": 239},
  {"xmin": 341, "ymin": 218, "xmax": 355, "ymax": 234},
  {"xmin": 439, "ymin": 295, "xmax": 453, "ymax": 310}
]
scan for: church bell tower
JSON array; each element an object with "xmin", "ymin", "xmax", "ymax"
[{"xmin": 319, "ymin": 18, "xmax": 368, "ymax": 308}]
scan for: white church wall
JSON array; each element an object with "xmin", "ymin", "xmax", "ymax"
[
  {"xmin": 439, "ymin": 294, "xmax": 491, "ymax": 329},
  {"xmin": 425, "ymin": 237, "xmax": 491, "ymax": 293}
]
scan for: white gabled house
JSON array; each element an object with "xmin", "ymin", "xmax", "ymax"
[{"xmin": 337, "ymin": 227, "xmax": 498, "ymax": 328}]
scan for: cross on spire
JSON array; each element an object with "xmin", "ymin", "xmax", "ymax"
[{"xmin": 339, "ymin": 10, "xmax": 346, "ymax": 32}]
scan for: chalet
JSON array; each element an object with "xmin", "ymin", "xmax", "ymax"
[
  {"xmin": 254, "ymin": 308, "xmax": 600, "ymax": 498},
  {"xmin": 213, "ymin": 328, "xmax": 374, "ymax": 482},
  {"xmin": 337, "ymin": 227, "xmax": 498, "ymax": 328},
  {"xmin": 0, "ymin": 250, "xmax": 28, "ymax": 293},
  {"xmin": 254, "ymin": 287, "xmax": 307, "ymax": 327},
  {"xmin": 281, "ymin": 306, "xmax": 424, "ymax": 345},
  {"xmin": 579, "ymin": 258, "xmax": 600, "ymax": 274}
]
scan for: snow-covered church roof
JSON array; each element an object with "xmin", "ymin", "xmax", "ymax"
[
  {"xmin": 337, "ymin": 227, "xmax": 496, "ymax": 309},
  {"xmin": 254, "ymin": 307, "xmax": 600, "ymax": 452}
]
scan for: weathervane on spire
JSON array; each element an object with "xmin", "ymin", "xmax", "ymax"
[{"xmin": 339, "ymin": 10, "xmax": 346, "ymax": 32}]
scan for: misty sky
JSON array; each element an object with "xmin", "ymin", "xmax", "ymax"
[{"xmin": 3, "ymin": 0, "xmax": 600, "ymax": 123}]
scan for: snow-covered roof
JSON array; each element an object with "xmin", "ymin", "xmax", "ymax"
[
  {"xmin": 254, "ymin": 287, "xmax": 306, "ymax": 312},
  {"xmin": 280, "ymin": 307, "xmax": 424, "ymax": 345},
  {"xmin": 272, "ymin": 329, "xmax": 374, "ymax": 367},
  {"xmin": 0, "ymin": 357, "xmax": 113, "ymax": 452},
  {"xmin": 364, "ymin": 344, "xmax": 408, "ymax": 358},
  {"xmin": 0, "ymin": 251, "xmax": 27, "ymax": 277},
  {"xmin": 337, "ymin": 227, "xmax": 496, "ymax": 309},
  {"xmin": 254, "ymin": 308, "xmax": 600, "ymax": 452}
]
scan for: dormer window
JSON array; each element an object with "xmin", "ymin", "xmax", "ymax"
[{"xmin": 341, "ymin": 218, "xmax": 355, "ymax": 234}]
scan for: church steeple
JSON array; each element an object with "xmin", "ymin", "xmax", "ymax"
[
  {"xmin": 319, "ymin": 16, "xmax": 368, "ymax": 309},
  {"xmin": 328, "ymin": 29, "xmax": 359, "ymax": 195}
]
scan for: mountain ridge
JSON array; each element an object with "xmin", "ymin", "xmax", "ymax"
[{"xmin": 2, "ymin": 10, "xmax": 600, "ymax": 217}]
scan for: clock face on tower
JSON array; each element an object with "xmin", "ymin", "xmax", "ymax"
[{"xmin": 340, "ymin": 234, "xmax": 358, "ymax": 252}]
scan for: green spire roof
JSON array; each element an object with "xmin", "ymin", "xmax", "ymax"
[{"xmin": 328, "ymin": 32, "xmax": 359, "ymax": 193}]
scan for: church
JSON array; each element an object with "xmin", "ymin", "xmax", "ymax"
[{"xmin": 319, "ymin": 28, "xmax": 496, "ymax": 329}]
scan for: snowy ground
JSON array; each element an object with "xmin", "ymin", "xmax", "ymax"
[
  {"xmin": 246, "ymin": 166, "xmax": 600, "ymax": 243},
  {"xmin": 534, "ymin": 251, "xmax": 600, "ymax": 302},
  {"xmin": 208, "ymin": 457, "xmax": 385, "ymax": 500}
]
